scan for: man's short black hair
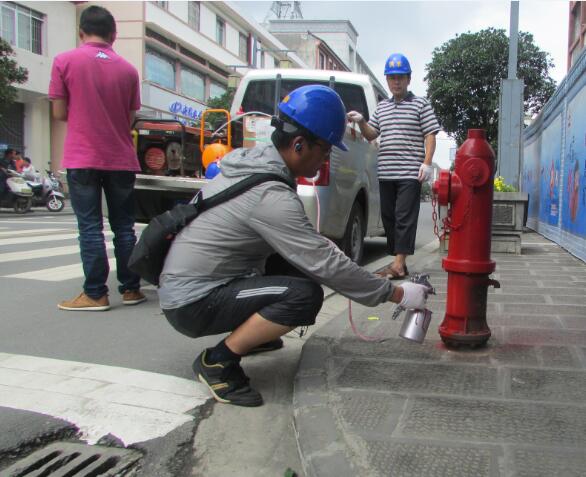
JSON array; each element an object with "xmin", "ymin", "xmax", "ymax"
[
  {"xmin": 270, "ymin": 113, "xmax": 319, "ymax": 150},
  {"xmin": 4, "ymin": 148, "xmax": 15, "ymax": 158},
  {"xmin": 80, "ymin": 6, "xmax": 116, "ymax": 40}
]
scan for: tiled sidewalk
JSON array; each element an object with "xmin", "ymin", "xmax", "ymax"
[{"xmin": 294, "ymin": 232, "xmax": 586, "ymax": 477}]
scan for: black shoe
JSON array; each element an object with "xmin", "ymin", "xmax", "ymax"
[
  {"xmin": 193, "ymin": 350, "xmax": 263, "ymax": 407},
  {"xmin": 243, "ymin": 338, "xmax": 284, "ymax": 356}
]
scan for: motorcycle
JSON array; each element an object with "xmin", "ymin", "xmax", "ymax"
[
  {"xmin": 0, "ymin": 170, "xmax": 33, "ymax": 213},
  {"xmin": 25, "ymin": 170, "xmax": 66, "ymax": 212}
]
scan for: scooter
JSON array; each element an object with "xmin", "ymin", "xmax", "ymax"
[
  {"xmin": 26, "ymin": 170, "xmax": 65, "ymax": 212},
  {"xmin": 0, "ymin": 170, "xmax": 33, "ymax": 213}
]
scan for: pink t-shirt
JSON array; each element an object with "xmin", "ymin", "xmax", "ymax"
[{"xmin": 49, "ymin": 42, "xmax": 141, "ymax": 171}]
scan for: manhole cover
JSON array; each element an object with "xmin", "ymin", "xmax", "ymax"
[{"xmin": 1, "ymin": 442, "xmax": 141, "ymax": 477}]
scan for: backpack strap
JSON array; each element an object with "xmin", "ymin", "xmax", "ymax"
[{"xmin": 196, "ymin": 173, "xmax": 294, "ymax": 213}]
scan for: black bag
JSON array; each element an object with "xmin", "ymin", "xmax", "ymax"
[{"xmin": 129, "ymin": 173, "xmax": 291, "ymax": 286}]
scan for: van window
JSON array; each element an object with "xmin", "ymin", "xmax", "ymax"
[{"xmin": 241, "ymin": 79, "xmax": 369, "ymax": 121}]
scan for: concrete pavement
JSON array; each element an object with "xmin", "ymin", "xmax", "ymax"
[{"xmin": 293, "ymin": 231, "xmax": 586, "ymax": 477}]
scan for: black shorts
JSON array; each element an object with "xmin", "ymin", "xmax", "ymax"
[{"xmin": 163, "ymin": 274, "xmax": 324, "ymax": 339}]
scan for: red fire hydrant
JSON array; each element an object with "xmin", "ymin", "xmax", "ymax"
[{"xmin": 432, "ymin": 129, "xmax": 500, "ymax": 348}]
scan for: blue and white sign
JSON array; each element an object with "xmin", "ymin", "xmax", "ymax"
[
  {"xmin": 169, "ymin": 101, "xmax": 202, "ymax": 121},
  {"xmin": 142, "ymin": 82, "xmax": 205, "ymax": 126}
]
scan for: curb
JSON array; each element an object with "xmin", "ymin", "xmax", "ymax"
[{"xmin": 293, "ymin": 243, "xmax": 441, "ymax": 477}]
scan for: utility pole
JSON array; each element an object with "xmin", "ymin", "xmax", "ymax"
[{"xmin": 497, "ymin": 1, "xmax": 524, "ymax": 189}]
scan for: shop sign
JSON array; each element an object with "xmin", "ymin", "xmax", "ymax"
[{"xmin": 169, "ymin": 101, "xmax": 202, "ymax": 121}]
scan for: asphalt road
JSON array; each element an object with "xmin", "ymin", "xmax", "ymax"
[
  {"xmin": 0, "ymin": 202, "xmax": 434, "ymax": 373},
  {"xmin": 0, "ymin": 201, "xmax": 436, "ymax": 476}
]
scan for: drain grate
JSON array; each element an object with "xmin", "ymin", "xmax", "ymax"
[{"xmin": 1, "ymin": 442, "xmax": 142, "ymax": 477}]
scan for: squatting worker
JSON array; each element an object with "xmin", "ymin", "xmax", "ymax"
[
  {"xmin": 347, "ymin": 53, "xmax": 441, "ymax": 280},
  {"xmin": 159, "ymin": 85, "xmax": 431, "ymax": 407}
]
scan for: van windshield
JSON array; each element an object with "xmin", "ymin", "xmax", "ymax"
[{"xmin": 241, "ymin": 79, "xmax": 369, "ymax": 121}]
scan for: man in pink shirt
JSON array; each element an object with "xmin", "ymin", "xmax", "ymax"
[{"xmin": 49, "ymin": 5, "xmax": 145, "ymax": 311}]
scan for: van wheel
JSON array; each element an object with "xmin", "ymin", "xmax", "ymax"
[{"xmin": 339, "ymin": 202, "xmax": 365, "ymax": 264}]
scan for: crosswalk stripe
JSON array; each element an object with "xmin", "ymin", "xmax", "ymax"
[
  {"xmin": 0, "ymin": 231, "xmax": 114, "ymax": 247},
  {"xmin": 0, "ymin": 352, "xmax": 209, "ymax": 445},
  {"xmin": 6, "ymin": 257, "xmax": 117, "ymax": 281},
  {"xmin": 0, "ymin": 228, "xmax": 67, "ymax": 237},
  {"xmin": 0, "ymin": 243, "xmax": 114, "ymax": 264},
  {"xmin": 0, "ymin": 220, "xmax": 79, "ymax": 225},
  {"xmin": 0, "ymin": 219, "xmax": 147, "ymax": 228}
]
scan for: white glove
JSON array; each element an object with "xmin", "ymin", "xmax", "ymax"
[
  {"xmin": 398, "ymin": 283, "xmax": 430, "ymax": 310},
  {"xmin": 347, "ymin": 111, "xmax": 364, "ymax": 124},
  {"xmin": 418, "ymin": 163, "xmax": 433, "ymax": 182}
]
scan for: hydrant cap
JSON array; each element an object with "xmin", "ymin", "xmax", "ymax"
[{"xmin": 468, "ymin": 129, "xmax": 486, "ymax": 139}]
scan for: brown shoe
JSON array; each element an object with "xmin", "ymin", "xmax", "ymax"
[
  {"xmin": 58, "ymin": 292, "xmax": 110, "ymax": 311},
  {"xmin": 122, "ymin": 289, "xmax": 146, "ymax": 306}
]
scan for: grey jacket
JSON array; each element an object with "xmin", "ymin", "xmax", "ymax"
[{"xmin": 158, "ymin": 144, "xmax": 395, "ymax": 309}]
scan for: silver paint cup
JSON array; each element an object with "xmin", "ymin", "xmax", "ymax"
[{"xmin": 399, "ymin": 308, "xmax": 432, "ymax": 344}]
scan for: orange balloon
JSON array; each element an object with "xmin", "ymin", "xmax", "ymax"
[{"xmin": 202, "ymin": 143, "xmax": 232, "ymax": 168}]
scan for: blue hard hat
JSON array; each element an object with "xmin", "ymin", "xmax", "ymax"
[
  {"xmin": 384, "ymin": 53, "xmax": 411, "ymax": 76},
  {"xmin": 204, "ymin": 161, "xmax": 221, "ymax": 179},
  {"xmin": 278, "ymin": 85, "xmax": 348, "ymax": 151}
]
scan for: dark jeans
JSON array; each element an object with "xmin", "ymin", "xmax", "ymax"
[
  {"xmin": 379, "ymin": 179, "xmax": 421, "ymax": 256},
  {"xmin": 67, "ymin": 169, "xmax": 140, "ymax": 298}
]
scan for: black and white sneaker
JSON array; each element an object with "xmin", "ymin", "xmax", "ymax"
[{"xmin": 193, "ymin": 350, "xmax": 263, "ymax": 407}]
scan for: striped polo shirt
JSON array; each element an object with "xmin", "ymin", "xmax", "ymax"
[{"xmin": 368, "ymin": 92, "xmax": 441, "ymax": 180}]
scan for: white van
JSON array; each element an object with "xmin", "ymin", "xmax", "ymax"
[{"xmin": 134, "ymin": 69, "xmax": 385, "ymax": 263}]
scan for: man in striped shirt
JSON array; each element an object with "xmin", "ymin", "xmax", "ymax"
[{"xmin": 348, "ymin": 53, "xmax": 441, "ymax": 279}]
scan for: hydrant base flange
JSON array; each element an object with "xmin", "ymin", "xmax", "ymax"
[
  {"xmin": 440, "ymin": 335, "xmax": 490, "ymax": 349},
  {"xmin": 439, "ymin": 321, "xmax": 491, "ymax": 348}
]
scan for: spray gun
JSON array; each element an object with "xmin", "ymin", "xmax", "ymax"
[{"xmin": 392, "ymin": 273, "xmax": 435, "ymax": 343}]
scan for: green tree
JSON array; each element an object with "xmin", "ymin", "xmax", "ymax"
[
  {"xmin": 204, "ymin": 88, "xmax": 236, "ymax": 130},
  {"xmin": 424, "ymin": 28, "xmax": 556, "ymax": 147},
  {"xmin": 0, "ymin": 38, "xmax": 28, "ymax": 119}
]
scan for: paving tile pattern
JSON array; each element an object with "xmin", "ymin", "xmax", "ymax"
[
  {"xmin": 293, "ymin": 232, "xmax": 586, "ymax": 477},
  {"xmin": 511, "ymin": 448, "xmax": 586, "ymax": 477},
  {"xmin": 366, "ymin": 440, "xmax": 495, "ymax": 477}
]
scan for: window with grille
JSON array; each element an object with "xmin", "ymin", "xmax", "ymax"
[
  {"xmin": 188, "ymin": 2, "xmax": 199, "ymax": 30},
  {"xmin": 239, "ymin": 32, "xmax": 248, "ymax": 62},
  {"xmin": 216, "ymin": 17, "xmax": 225, "ymax": 46},
  {"xmin": 0, "ymin": 102, "xmax": 25, "ymax": 151},
  {"xmin": 0, "ymin": 2, "xmax": 43, "ymax": 55}
]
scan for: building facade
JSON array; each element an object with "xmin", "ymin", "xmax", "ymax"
[
  {"xmin": 267, "ymin": 29, "xmax": 348, "ymax": 72},
  {"xmin": 1, "ymin": 2, "xmax": 390, "ymax": 172},
  {"xmin": 0, "ymin": 1, "xmax": 77, "ymax": 172},
  {"xmin": 98, "ymin": 1, "xmax": 308, "ymax": 128},
  {"xmin": 569, "ymin": 1, "xmax": 586, "ymax": 70},
  {"xmin": 267, "ymin": 19, "xmax": 386, "ymax": 100},
  {"xmin": 1, "ymin": 1, "xmax": 309, "ymax": 171}
]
